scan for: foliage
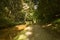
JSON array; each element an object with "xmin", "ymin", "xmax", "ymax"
[
  {"xmin": 0, "ymin": 0, "xmax": 25, "ymax": 29},
  {"xmin": 34, "ymin": 0, "xmax": 60, "ymax": 24}
]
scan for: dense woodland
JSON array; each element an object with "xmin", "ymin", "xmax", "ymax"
[{"xmin": 0, "ymin": 0, "xmax": 60, "ymax": 40}]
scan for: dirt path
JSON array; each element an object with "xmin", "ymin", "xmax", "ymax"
[
  {"xmin": 0, "ymin": 25, "xmax": 60, "ymax": 40},
  {"xmin": 29, "ymin": 25, "xmax": 60, "ymax": 40}
]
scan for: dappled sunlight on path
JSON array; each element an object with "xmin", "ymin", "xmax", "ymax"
[
  {"xmin": 0, "ymin": 24, "xmax": 33, "ymax": 40},
  {"xmin": 13, "ymin": 24, "xmax": 33, "ymax": 40}
]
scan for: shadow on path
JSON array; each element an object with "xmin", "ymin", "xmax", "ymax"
[{"xmin": 29, "ymin": 25, "xmax": 60, "ymax": 40}]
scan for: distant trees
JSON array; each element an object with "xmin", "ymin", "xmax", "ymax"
[
  {"xmin": 34, "ymin": 0, "xmax": 60, "ymax": 24},
  {"xmin": 32, "ymin": 0, "xmax": 39, "ymax": 5}
]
